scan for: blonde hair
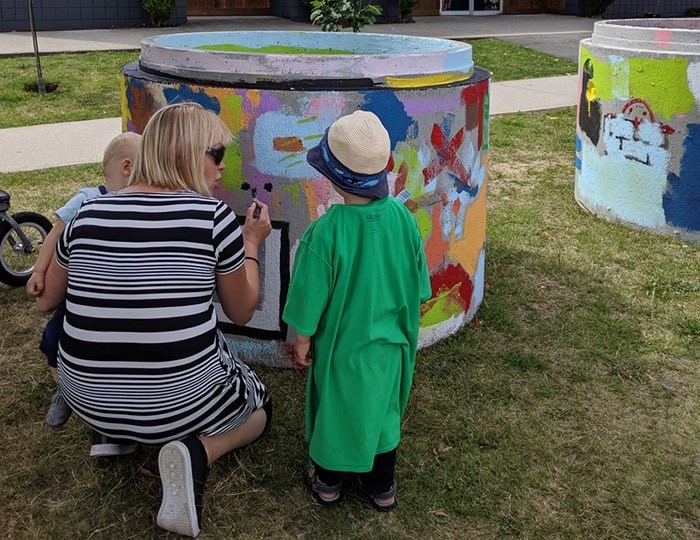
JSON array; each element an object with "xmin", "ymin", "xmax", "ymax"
[
  {"xmin": 102, "ymin": 131, "xmax": 141, "ymax": 173},
  {"xmin": 101, "ymin": 131, "xmax": 141, "ymax": 191},
  {"xmin": 129, "ymin": 102, "xmax": 233, "ymax": 196}
]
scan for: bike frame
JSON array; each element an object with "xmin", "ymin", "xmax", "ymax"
[{"xmin": 0, "ymin": 191, "xmax": 38, "ymax": 255}]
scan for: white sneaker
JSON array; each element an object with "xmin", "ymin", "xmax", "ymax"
[{"xmin": 157, "ymin": 441, "xmax": 200, "ymax": 538}]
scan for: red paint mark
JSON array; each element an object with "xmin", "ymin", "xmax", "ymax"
[
  {"xmin": 452, "ymin": 199, "xmax": 460, "ymax": 216},
  {"xmin": 273, "ymin": 136, "xmax": 304, "ymax": 152},
  {"xmin": 622, "ymin": 97, "xmax": 655, "ymax": 130},
  {"xmin": 429, "ymin": 263, "xmax": 473, "ymax": 311},
  {"xmin": 394, "ymin": 161, "xmax": 408, "ymax": 196},
  {"xmin": 620, "ymin": 98, "xmax": 675, "ymax": 136},
  {"xmin": 461, "ymin": 80, "xmax": 488, "ymax": 149},
  {"xmin": 425, "ymin": 205, "xmax": 449, "ymax": 269},
  {"xmin": 656, "ymin": 29, "xmax": 672, "ymax": 49},
  {"xmin": 422, "ymin": 124, "xmax": 469, "ymax": 186}
]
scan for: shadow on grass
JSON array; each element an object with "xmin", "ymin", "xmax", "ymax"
[{"xmin": 403, "ymin": 234, "xmax": 700, "ymax": 538}]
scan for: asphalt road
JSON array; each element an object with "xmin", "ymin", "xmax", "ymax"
[{"xmin": 499, "ymin": 31, "xmax": 592, "ymax": 61}]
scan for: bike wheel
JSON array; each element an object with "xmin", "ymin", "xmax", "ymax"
[{"xmin": 0, "ymin": 212, "xmax": 53, "ymax": 287}]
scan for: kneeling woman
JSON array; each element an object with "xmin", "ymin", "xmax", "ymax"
[{"xmin": 37, "ymin": 102, "xmax": 272, "ymax": 538}]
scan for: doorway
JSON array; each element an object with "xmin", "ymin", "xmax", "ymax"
[
  {"xmin": 440, "ymin": 0, "xmax": 501, "ymax": 15},
  {"xmin": 188, "ymin": 0, "xmax": 270, "ymax": 16}
]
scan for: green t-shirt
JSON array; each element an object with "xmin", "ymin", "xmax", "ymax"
[{"xmin": 283, "ymin": 197, "xmax": 431, "ymax": 472}]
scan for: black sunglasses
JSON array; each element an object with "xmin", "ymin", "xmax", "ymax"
[{"xmin": 206, "ymin": 146, "xmax": 226, "ymax": 165}]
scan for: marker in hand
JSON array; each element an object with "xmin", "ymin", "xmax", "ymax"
[{"xmin": 252, "ymin": 187, "xmax": 261, "ymax": 219}]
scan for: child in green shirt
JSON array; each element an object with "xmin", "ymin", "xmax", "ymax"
[{"xmin": 283, "ymin": 110, "xmax": 432, "ymax": 511}]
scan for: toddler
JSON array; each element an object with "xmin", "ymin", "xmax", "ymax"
[
  {"xmin": 283, "ymin": 111, "xmax": 431, "ymax": 511},
  {"xmin": 27, "ymin": 131, "xmax": 141, "ymax": 446}
]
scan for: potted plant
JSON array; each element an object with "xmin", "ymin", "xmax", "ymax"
[{"xmin": 142, "ymin": 0, "xmax": 176, "ymax": 26}]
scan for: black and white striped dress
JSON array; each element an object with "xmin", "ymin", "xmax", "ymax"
[{"xmin": 55, "ymin": 191, "xmax": 269, "ymax": 444}]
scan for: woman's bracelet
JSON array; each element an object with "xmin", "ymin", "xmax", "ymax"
[{"xmin": 245, "ymin": 256, "xmax": 259, "ymax": 265}]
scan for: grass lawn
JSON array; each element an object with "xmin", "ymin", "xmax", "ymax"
[
  {"xmin": 0, "ymin": 39, "xmax": 577, "ymax": 129},
  {"xmin": 469, "ymin": 38, "xmax": 578, "ymax": 82},
  {"xmin": 2, "ymin": 107, "xmax": 699, "ymax": 538}
]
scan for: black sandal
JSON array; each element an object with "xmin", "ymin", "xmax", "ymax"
[
  {"xmin": 359, "ymin": 480, "xmax": 397, "ymax": 512},
  {"xmin": 304, "ymin": 462, "xmax": 342, "ymax": 506}
]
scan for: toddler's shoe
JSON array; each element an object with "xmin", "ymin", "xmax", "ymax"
[
  {"xmin": 45, "ymin": 388, "xmax": 72, "ymax": 428},
  {"xmin": 90, "ymin": 430, "xmax": 138, "ymax": 457},
  {"xmin": 304, "ymin": 462, "xmax": 342, "ymax": 506},
  {"xmin": 359, "ymin": 480, "xmax": 397, "ymax": 512}
]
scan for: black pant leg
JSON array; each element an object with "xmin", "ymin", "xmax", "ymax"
[
  {"xmin": 314, "ymin": 462, "xmax": 342, "ymax": 486},
  {"xmin": 359, "ymin": 448, "xmax": 396, "ymax": 494}
]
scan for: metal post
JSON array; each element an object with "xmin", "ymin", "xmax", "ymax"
[{"xmin": 28, "ymin": 0, "xmax": 46, "ymax": 95}]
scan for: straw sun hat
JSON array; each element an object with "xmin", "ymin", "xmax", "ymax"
[{"xmin": 306, "ymin": 110, "xmax": 390, "ymax": 200}]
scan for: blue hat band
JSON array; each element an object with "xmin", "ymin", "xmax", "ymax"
[{"xmin": 319, "ymin": 131, "xmax": 384, "ymax": 191}]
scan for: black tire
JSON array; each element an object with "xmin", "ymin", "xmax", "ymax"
[{"xmin": 0, "ymin": 212, "xmax": 53, "ymax": 287}]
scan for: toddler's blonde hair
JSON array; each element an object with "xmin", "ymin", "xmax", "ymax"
[{"xmin": 102, "ymin": 131, "xmax": 141, "ymax": 176}]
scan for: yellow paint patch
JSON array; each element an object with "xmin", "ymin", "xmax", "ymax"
[
  {"xmin": 448, "ymin": 178, "xmax": 486, "ymax": 276},
  {"xmin": 120, "ymin": 75, "xmax": 130, "ymax": 132},
  {"xmin": 420, "ymin": 284, "xmax": 464, "ymax": 326},
  {"xmin": 628, "ymin": 57, "xmax": 694, "ymax": 118},
  {"xmin": 586, "ymin": 80, "xmax": 597, "ymax": 115},
  {"xmin": 414, "ymin": 207, "xmax": 432, "ymax": 242},
  {"xmin": 247, "ymin": 90, "xmax": 261, "ymax": 109},
  {"xmin": 385, "ymin": 70, "xmax": 472, "ymax": 89},
  {"xmin": 581, "ymin": 49, "xmax": 694, "ymax": 118},
  {"xmin": 394, "ymin": 143, "xmax": 425, "ymax": 197},
  {"xmin": 282, "ymin": 183, "xmax": 302, "ymax": 204},
  {"xmin": 231, "ymin": 90, "xmax": 261, "ymax": 130},
  {"xmin": 209, "ymin": 90, "xmax": 241, "ymax": 131},
  {"xmin": 299, "ymin": 179, "xmax": 321, "ymax": 221}
]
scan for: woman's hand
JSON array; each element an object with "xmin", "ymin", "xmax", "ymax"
[{"xmin": 242, "ymin": 200, "xmax": 271, "ymax": 247}]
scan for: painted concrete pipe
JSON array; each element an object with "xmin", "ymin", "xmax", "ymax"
[
  {"xmin": 121, "ymin": 31, "xmax": 490, "ymax": 367},
  {"xmin": 576, "ymin": 19, "xmax": 700, "ymax": 243}
]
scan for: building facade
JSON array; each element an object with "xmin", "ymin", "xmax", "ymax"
[{"xmin": 0, "ymin": 0, "xmax": 695, "ymax": 32}]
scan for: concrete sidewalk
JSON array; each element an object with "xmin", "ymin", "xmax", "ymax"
[
  {"xmin": 0, "ymin": 14, "xmax": 589, "ymax": 173},
  {"xmin": 1, "ymin": 14, "xmax": 594, "ymax": 56}
]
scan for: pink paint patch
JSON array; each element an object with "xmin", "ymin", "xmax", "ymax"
[{"xmin": 656, "ymin": 29, "xmax": 672, "ymax": 49}]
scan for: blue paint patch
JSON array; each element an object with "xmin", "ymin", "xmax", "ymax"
[
  {"xmin": 361, "ymin": 92, "xmax": 413, "ymax": 151},
  {"xmin": 663, "ymin": 124, "xmax": 700, "ymax": 232},
  {"xmin": 453, "ymin": 173, "xmax": 479, "ymax": 197},
  {"xmin": 438, "ymin": 113, "xmax": 456, "ymax": 142},
  {"xmin": 124, "ymin": 78, "xmax": 145, "ymax": 114},
  {"xmin": 163, "ymin": 85, "xmax": 221, "ymax": 114},
  {"xmin": 575, "ymin": 135, "xmax": 582, "ymax": 170}
]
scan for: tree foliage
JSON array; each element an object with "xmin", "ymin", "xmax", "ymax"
[
  {"xmin": 142, "ymin": 0, "xmax": 176, "ymax": 26},
  {"xmin": 309, "ymin": 0, "xmax": 382, "ymax": 32},
  {"xmin": 589, "ymin": 0, "xmax": 615, "ymax": 16}
]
